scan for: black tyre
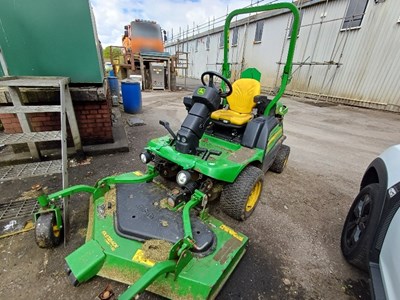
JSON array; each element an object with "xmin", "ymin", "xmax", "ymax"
[
  {"xmin": 220, "ymin": 165, "xmax": 264, "ymax": 221},
  {"xmin": 340, "ymin": 183, "xmax": 382, "ymax": 272},
  {"xmin": 269, "ymin": 144, "xmax": 290, "ymax": 174},
  {"xmin": 35, "ymin": 212, "xmax": 63, "ymax": 248}
]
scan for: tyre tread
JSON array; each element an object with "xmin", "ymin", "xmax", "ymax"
[
  {"xmin": 270, "ymin": 144, "xmax": 290, "ymax": 174},
  {"xmin": 35, "ymin": 213, "xmax": 62, "ymax": 248},
  {"xmin": 340, "ymin": 183, "xmax": 381, "ymax": 272},
  {"xmin": 220, "ymin": 165, "xmax": 264, "ymax": 220}
]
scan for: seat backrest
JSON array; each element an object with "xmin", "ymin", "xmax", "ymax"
[{"xmin": 226, "ymin": 78, "xmax": 261, "ymax": 114}]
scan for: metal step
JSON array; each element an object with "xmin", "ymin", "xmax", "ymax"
[
  {"xmin": 0, "ymin": 105, "xmax": 61, "ymax": 114},
  {"xmin": 0, "ymin": 197, "xmax": 39, "ymax": 221},
  {"xmin": 0, "ymin": 160, "xmax": 62, "ymax": 182},
  {"xmin": 0, "ymin": 76, "xmax": 69, "ymax": 87},
  {"xmin": 0, "ymin": 197, "xmax": 39, "ymax": 238},
  {"xmin": 0, "ymin": 131, "xmax": 61, "ymax": 145}
]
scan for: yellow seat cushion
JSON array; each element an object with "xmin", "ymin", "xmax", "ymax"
[
  {"xmin": 211, "ymin": 109, "xmax": 253, "ymax": 125},
  {"xmin": 211, "ymin": 78, "xmax": 261, "ymax": 126}
]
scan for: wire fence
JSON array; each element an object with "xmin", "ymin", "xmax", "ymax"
[{"xmin": 167, "ymin": 0, "xmax": 283, "ymax": 44}]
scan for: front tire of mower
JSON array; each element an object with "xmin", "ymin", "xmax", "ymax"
[
  {"xmin": 35, "ymin": 213, "xmax": 63, "ymax": 248},
  {"xmin": 220, "ymin": 165, "xmax": 264, "ymax": 221},
  {"xmin": 269, "ymin": 144, "xmax": 290, "ymax": 174}
]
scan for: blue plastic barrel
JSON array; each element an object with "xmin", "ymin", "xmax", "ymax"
[
  {"xmin": 107, "ymin": 76, "xmax": 119, "ymax": 97},
  {"xmin": 121, "ymin": 81, "xmax": 142, "ymax": 113}
]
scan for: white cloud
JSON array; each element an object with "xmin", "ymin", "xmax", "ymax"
[{"xmin": 91, "ymin": 0, "xmax": 264, "ymax": 47}]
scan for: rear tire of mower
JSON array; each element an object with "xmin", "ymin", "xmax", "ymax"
[
  {"xmin": 220, "ymin": 165, "xmax": 264, "ymax": 221},
  {"xmin": 269, "ymin": 144, "xmax": 290, "ymax": 174},
  {"xmin": 35, "ymin": 213, "xmax": 63, "ymax": 248}
]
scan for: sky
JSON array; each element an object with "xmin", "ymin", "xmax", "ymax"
[{"xmin": 91, "ymin": 0, "xmax": 284, "ymax": 47}]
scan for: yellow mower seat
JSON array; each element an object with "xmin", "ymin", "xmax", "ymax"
[{"xmin": 211, "ymin": 78, "xmax": 261, "ymax": 126}]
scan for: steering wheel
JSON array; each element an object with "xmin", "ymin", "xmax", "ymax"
[{"xmin": 201, "ymin": 71, "xmax": 233, "ymax": 98}]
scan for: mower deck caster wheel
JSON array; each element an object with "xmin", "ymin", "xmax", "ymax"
[
  {"xmin": 270, "ymin": 144, "xmax": 290, "ymax": 174},
  {"xmin": 35, "ymin": 213, "xmax": 63, "ymax": 248},
  {"xmin": 220, "ymin": 165, "xmax": 264, "ymax": 221},
  {"xmin": 68, "ymin": 271, "xmax": 80, "ymax": 287},
  {"xmin": 65, "ymin": 265, "xmax": 72, "ymax": 276}
]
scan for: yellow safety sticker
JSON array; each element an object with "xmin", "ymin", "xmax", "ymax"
[
  {"xmin": 267, "ymin": 130, "xmax": 282, "ymax": 148},
  {"xmin": 101, "ymin": 230, "xmax": 119, "ymax": 251},
  {"xmin": 132, "ymin": 249, "xmax": 155, "ymax": 267},
  {"xmin": 267, "ymin": 128, "xmax": 283, "ymax": 147},
  {"xmin": 219, "ymin": 224, "xmax": 244, "ymax": 242},
  {"xmin": 133, "ymin": 171, "xmax": 143, "ymax": 176}
]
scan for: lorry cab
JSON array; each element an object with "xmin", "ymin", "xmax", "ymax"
[{"xmin": 123, "ymin": 19, "xmax": 164, "ymax": 54}]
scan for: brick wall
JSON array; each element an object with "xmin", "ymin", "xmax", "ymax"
[
  {"xmin": 0, "ymin": 100, "xmax": 113, "ymax": 145},
  {"xmin": 0, "ymin": 113, "xmax": 22, "ymax": 134},
  {"xmin": 74, "ymin": 101, "xmax": 113, "ymax": 145}
]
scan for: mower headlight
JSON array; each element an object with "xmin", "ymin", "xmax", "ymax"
[
  {"xmin": 176, "ymin": 170, "xmax": 191, "ymax": 186},
  {"xmin": 140, "ymin": 152, "xmax": 152, "ymax": 164}
]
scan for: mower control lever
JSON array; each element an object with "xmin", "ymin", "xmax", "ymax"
[
  {"xmin": 204, "ymin": 150, "xmax": 222, "ymax": 161},
  {"xmin": 159, "ymin": 120, "xmax": 177, "ymax": 141},
  {"xmin": 196, "ymin": 147, "xmax": 222, "ymax": 161},
  {"xmin": 196, "ymin": 147, "xmax": 207, "ymax": 156}
]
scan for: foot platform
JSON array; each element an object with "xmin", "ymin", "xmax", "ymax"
[{"xmin": 115, "ymin": 182, "xmax": 215, "ymax": 253}]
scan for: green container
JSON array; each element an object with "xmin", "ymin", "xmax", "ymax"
[{"xmin": 0, "ymin": 0, "xmax": 104, "ymax": 84}]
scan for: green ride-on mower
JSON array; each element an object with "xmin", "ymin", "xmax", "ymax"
[{"xmin": 33, "ymin": 3, "xmax": 299, "ymax": 300}]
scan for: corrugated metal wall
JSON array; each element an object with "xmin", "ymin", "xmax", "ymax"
[{"xmin": 166, "ymin": 0, "xmax": 400, "ymax": 112}]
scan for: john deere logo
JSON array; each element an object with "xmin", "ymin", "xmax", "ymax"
[{"xmin": 197, "ymin": 87, "xmax": 206, "ymax": 95}]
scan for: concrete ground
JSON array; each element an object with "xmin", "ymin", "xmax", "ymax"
[{"xmin": 1, "ymin": 88, "xmax": 399, "ymax": 300}]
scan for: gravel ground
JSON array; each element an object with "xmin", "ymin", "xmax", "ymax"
[{"xmin": 0, "ymin": 89, "xmax": 399, "ymax": 300}]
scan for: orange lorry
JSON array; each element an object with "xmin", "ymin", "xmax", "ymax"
[{"xmin": 122, "ymin": 19, "xmax": 165, "ymax": 54}]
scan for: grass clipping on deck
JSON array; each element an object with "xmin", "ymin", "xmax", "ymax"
[
  {"xmin": 104, "ymin": 187, "xmax": 172, "ymax": 262},
  {"xmin": 142, "ymin": 240, "xmax": 172, "ymax": 262},
  {"xmin": 104, "ymin": 188, "xmax": 116, "ymax": 216}
]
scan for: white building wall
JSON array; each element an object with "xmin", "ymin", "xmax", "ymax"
[
  {"xmin": 241, "ymin": 15, "xmax": 292, "ymax": 88},
  {"xmin": 167, "ymin": 0, "xmax": 400, "ymax": 112},
  {"xmin": 286, "ymin": 0, "xmax": 349, "ymax": 93},
  {"xmin": 284, "ymin": 0, "xmax": 400, "ymax": 111}
]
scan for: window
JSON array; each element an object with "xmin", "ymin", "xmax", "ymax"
[
  {"xmin": 254, "ymin": 21, "xmax": 264, "ymax": 43},
  {"xmin": 232, "ymin": 27, "xmax": 239, "ymax": 47},
  {"xmin": 342, "ymin": 0, "xmax": 368, "ymax": 30},
  {"xmin": 131, "ymin": 22, "xmax": 161, "ymax": 39},
  {"xmin": 195, "ymin": 39, "xmax": 198, "ymax": 52},
  {"xmin": 288, "ymin": 10, "xmax": 303, "ymax": 39},
  {"xmin": 206, "ymin": 36, "xmax": 210, "ymax": 51},
  {"xmin": 219, "ymin": 32, "xmax": 224, "ymax": 48}
]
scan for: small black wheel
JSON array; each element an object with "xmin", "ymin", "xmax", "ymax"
[
  {"xmin": 269, "ymin": 144, "xmax": 290, "ymax": 174},
  {"xmin": 341, "ymin": 183, "xmax": 382, "ymax": 272},
  {"xmin": 35, "ymin": 212, "xmax": 63, "ymax": 248},
  {"xmin": 220, "ymin": 165, "xmax": 264, "ymax": 221}
]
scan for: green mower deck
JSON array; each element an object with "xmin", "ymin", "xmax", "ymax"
[
  {"xmin": 37, "ymin": 168, "xmax": 248, "ymax": 299},
  {"xmin": 67, "ymin": 190, "xmax": 247, "ymax": 299}
]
